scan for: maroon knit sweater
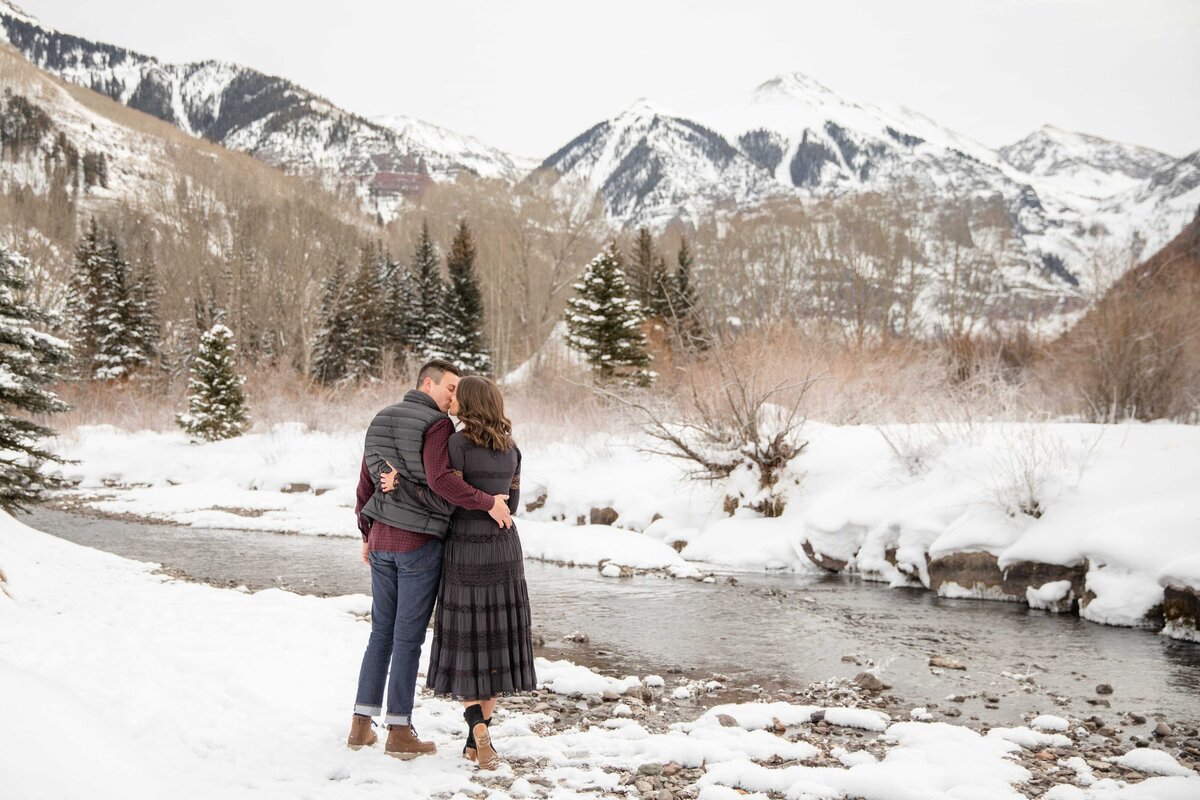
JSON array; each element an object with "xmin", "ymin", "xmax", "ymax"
[{"xmin": 355, "ymin": 418, "xmax": 495, "ymax": 552}]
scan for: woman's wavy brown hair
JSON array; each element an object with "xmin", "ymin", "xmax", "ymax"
[{"xmin": 455, "ymin": 375, "xmax": 515, "ymax": 451}]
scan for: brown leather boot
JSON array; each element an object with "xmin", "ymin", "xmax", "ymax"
[
  {"xmin": 385, "ymin": 724, "xmax": 437, "ymax": 760},
  {"xmin": 347, "ymin": 715, "xmax": 378, "ymax": 750}
]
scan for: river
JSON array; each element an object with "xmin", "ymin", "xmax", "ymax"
[{"xmin": 24, "ymin": 507, "xmax": 1200, "ymax": 728}]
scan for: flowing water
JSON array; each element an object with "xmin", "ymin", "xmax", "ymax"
[{"xmin": 24, "ymin": 507, "xmax": 1200, "ymax": 727}]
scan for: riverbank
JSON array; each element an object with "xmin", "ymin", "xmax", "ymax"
[
  {"xmin": 46, "ymin": 421, "xmax": 1200, "ymax": 640},
  {"xmin": 4, "ymin": 510, "xmax": 1200, "ymax": 799}
]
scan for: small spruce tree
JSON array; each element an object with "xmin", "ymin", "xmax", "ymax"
[
  {"xmin": 670, "ymin": 237, "xmax": 706, "ymax": 351},
  {"xmin": 311, "ymin": 261, "xmax": 354, "ymax": 384},
  {"xmin": 442, "ymin": 220, "xmax": 491, "ymax": 374},
  {"xmin": 67, "ymin": 221, "xmax": 156, "ymax": 379},
  {"xmin": 565, "ymin": 242, "xmax": 654, "ymax": 387},
  {"xmin": 378, "ymin": 250, "xmax": 412, "ymax": 370},
  {"xmin": 0, "ymin": 243, "xmax": 71, "ymax": 511},
  {"xmin": 408, "ymin": 221, "xmax": 446, "ymax": 356},
  {"xmin": 177, "ymin": 323, "xmax": 248, "ymax": 441},
  {"xmin": 341, "ymin": 243, "xmax": 384, "ymax": 382},
  {"xmin": 629, "ymin": 226, "xmax": 671, "ymax": 319}
]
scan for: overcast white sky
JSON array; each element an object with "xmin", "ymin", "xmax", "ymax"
[{"xmin": 16, "ymin": 0, "xmax": 1200, "ymax": 159}]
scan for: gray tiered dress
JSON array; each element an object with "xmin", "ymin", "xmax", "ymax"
[{"xmin": 425, "ymin": 432, "xmax": 537, "ymax": 699}]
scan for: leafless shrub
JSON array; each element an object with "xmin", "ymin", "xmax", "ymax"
[
  {"xmin": 590, "ymin": 329, "xmax": 814, "ymax": 517},
  {"xmin": 985, "ymin": 424, "xmax": 1065, "ymax": 519}
]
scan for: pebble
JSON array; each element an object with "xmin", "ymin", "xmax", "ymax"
[
  {"xmin": 638, "ymin": 763, "xmax": 664, "ymax": 777},
  {"xmin": 929, "ymin": 656, "xmax": 967, "ymax": 670},
  {"xmin": 655, "ymin": 790, "xmax": 673, "ymax": 800},
  {"xmin": 853, "ymin": 672, "xmax": 887, "ymax": 692},
  {"xmin": 716, "ymin": 714, "xmax": 739, "ymax": 728},
  {"xmin": 1096, "ymin": 684, "xmax": 1114, "ymax": 695},
  {"xmin": 634, "ymin": 780, "xmax": 653, "ymax": 793},
  {"xmin": 1154, "ymin": 722, "xmax": 1173, "ymax": 738}
]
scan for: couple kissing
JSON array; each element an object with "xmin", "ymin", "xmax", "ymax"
[{"xmin": 346, "ymin": 359, "xmax": 536, "ymax": 769}]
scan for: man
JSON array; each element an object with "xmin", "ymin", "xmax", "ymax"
[{"xmin": 347, "ymin": 359, "xmax": 513, "ymax": 759}]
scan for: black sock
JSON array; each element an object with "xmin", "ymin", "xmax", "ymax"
[{"xmin": 464, "ymin": 704, "xmax": 486, "ymax": 729}]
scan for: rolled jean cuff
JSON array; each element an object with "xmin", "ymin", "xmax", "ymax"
[
  {"xmin": 354, "ymin": 704, "xmax": 382, "ymax": 717},
  {"xmin": 384, "ymin": 713, "xmax": 411, "ymax": 727}
]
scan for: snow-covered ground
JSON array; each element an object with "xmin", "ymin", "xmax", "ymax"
[
  {"xmin": 47, "ymin": 419, "xmax": 1200, "ymax": 635},
  {"xmin": 3, "ymin": 510, "xmax": 1196, "ymax": 799}
]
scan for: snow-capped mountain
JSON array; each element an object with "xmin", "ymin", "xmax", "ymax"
[
  {"xmin": 537, "ymin": 99, "xmax": 780, "ymax": 222},
  {"xmin": 535, "ymin": 72, "xmax": 1197, "ymax": 293},
  {"xmin": 0, "ymin": 0, "xmax": 526, "ymax": 215},
  {"xmin": 373, "ymin": 114, "xmax": 538, "ymax": 181},
  {"xmin": 999, "ymin": 125, "xmax": 1175, "ymax": 200}
]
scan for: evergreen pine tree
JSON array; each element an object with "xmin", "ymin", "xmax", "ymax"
[
  {"xmin": 442, "ymin": 220, "xmax": 491, "ymax": 374},
  {"xmin": 564, "ymin": 242, "xmax": 654, "ymax": 387},
  {"xmin": 65, "ymin": 219, "xmax": 106, "ymax": 373},
  {"xmin": 670, "ymin": 237, "xmax": 706, "ymax": 351},
  {"xmin": 67, "ymin": 220, "xmax": 155, "ymax": 379},
  {"xmin": 130, "ymin": 250, "xmax": 162, "ymax": 367},
  {"xmin": 311, "ymin": 261, "xmax": 353, "ymax": 384},
  {"xmin": 0, "ymin": 243, "xmax": 71, "ymax": 511},
  {"xmin": 341, "ymin": 243, "xmax": 383, "ymax": 381},
  {"xmin": 176, "ymin": 324, "xmax": 249, "ymax": 441},
  {"xmin": 629, "ymin": 226, "xmax": 671, "ymax": 319},
  {"xmin": 379, "ymin": 251, "xmax": 414, "ymax": 370},
  {"xmin": 408, "ymin": 221, "xmax": 450, "ymax": 360}
]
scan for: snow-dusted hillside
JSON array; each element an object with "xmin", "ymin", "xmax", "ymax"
[
  {"xmin": 998, "ymin": 125, "xmax": 1174, "ymax": 200},
  {"xmin": 374, "ymin": 114, "xmax": 538, "ymax": 180},
  {"xmin": 3, "ymin": 0, "xmax": 1195, "ymax": 310},
  {"xmin": 538, "ymin": 99, "xmax": 781, "ymax": 223},
  {"xmin": 535, "ymin": 72, "xmax": 1197, "ymax": 295},
  {"xmin": 0, "ymin": 0, "xmax": 527, "ymax": 218}
]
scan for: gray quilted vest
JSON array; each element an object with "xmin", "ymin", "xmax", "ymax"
[{"xmin": 360, "ymin": 389, "xmax": 454, "ymax": 536}]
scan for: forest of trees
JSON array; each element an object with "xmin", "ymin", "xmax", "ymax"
[{"xmin": 1, "ymin": 66, "xmax": 1194, "ymax": 431}]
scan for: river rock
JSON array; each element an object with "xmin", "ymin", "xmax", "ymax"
[
  {"xmin": 716, "ymin": 714, "xmax": 739, "ymax": 728},
  {"xmin": 1154, "ymin": 722, "xmax": 1173, "ymax": 738},
  {"xmin": 927, "ymin": 552, "xmax": 1023, "ymax": 602},
  {"xmin": 1003, "ymin": 560, "xmax": 1088, "ymax": 605},
  {"xmin": 590, "ymin": 507, "xmax": 619, "ymax": 526},
  {"xmin": 1096, "ymin": 684, "xmax": 1114, "ymax": 695},
  {"xmin": 928, "ymin": 553, "xmax": 1089, "ymax": 610},
  {"xmin": 1162, "ymin": 585, "xmax": 1200, "ymax": 641},
  {"xmin": 280, "ymin": 482, "xmax": 311, "ymax": 494},
  {"xmin": 853, "ymin": 672, "xmax": 889, "ymax": 692},
  {"xmin": 524, "ymin": 491, "xmax": 548, "ymax": 512},
  {"xmin": 929, "ymin": 655, "xmax": 967, "ymax": 670},
  {"xmin": 638, "ymin": 763, "xmax": 664, "ymax": 776},
  {"xmin": 801, "ymin": 540, "xmax": 849, "ymax": 572}
]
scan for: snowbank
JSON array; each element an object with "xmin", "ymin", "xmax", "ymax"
[
  {"xmin": 1159, "ymin": 555, "xmax": 1200, "ymax": 593},
  {"xmin": 3, "ymin": 511, "xmax": 1197, "ymax": 799},
  {"xmin": 519, "ymin": 519, "xmax": 701, "ymax": 577},
  {"xmin": 47, "ymin": 419, "xmax": 1200, "ymax": 632}
]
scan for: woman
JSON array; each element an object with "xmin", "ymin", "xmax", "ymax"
[{"xmin": 425, "ymin": 375, "xmax": 536, "ymax": 769}]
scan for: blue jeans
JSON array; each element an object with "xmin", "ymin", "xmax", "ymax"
[{"xmin": 353, "ymin": 539, "xmax": 444, "ymax": 726}]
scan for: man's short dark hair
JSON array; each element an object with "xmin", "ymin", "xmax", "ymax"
[{"xmin": 416, "ymin": 359, "xmax": 462, "ymax": 389}]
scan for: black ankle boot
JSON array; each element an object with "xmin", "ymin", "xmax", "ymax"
[
  {"xmin": 464, "ymin": 704, "xmax": 485, "ymax": 728},
  {"xmin": 463, "ymin": 705, "xmax": 485, "ymax": 760}
]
